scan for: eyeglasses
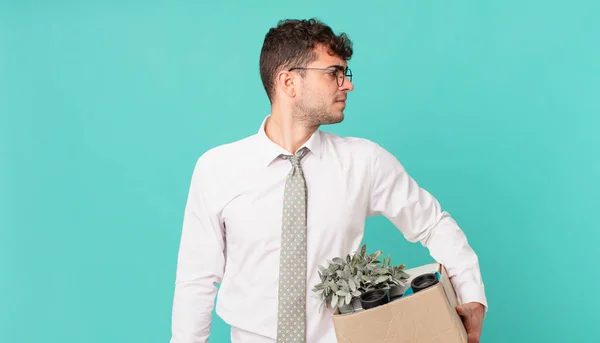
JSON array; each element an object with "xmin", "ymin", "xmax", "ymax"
[{"xmin": 288, "ymin": 66, "xmax": 353, "ymax": 87}]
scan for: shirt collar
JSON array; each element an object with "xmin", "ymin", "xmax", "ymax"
[{"xmin": 255, "ymin": 115, "xmax": 322, "ymax": 166}]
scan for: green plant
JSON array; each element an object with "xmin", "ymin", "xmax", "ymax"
[{"xmin": 311, "ymin": 244, "xmax": 410, "ymax": 312}]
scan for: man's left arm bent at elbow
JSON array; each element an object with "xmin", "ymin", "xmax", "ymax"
[{"xmin": 366, "ymin": 142, "xmax": 487, "ymax": 343}]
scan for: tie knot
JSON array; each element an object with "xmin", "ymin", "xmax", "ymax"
[{"xmin": 281, "ymin": 147, "xmax": 309, "ymax": 167}]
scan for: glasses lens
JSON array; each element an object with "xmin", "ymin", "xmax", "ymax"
[
  {"xmin": 345, "ymin": 68, "xmax": 352, "ymax": 82},
  {"xmin": 337, "ymin": 68, "xmax": 352, "ymax": 86},
  {"xmin": 334, "ymin": 67, "xmax": 352, "ymax": 87}
]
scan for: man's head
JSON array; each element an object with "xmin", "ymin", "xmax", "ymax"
[{"xmin": 259, "ymin": 18, "xmax": 354, "ymax": 126}]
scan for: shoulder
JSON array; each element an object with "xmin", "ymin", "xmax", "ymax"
[
  {"xmin": 320, "ymin": 130, "xmax": 393, "ymax": 160},
  {"xmin": 320, "ymin": 130, "xmax": 406, "ymax": 175},
  {"xmin": 192, "ymin": 134, "xmax": 258, "ymax": 175},
  {"xmin": 321, "ymin": 130, "xmax": 378, "ymax": 151}
]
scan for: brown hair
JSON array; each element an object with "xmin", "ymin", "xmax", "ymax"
[{"xmin": 259, "ymin": 18, "xmax": 353, "ymax": 102}]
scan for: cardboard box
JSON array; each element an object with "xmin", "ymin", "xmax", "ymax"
[{"xmin": 331, "ymin": 262, "xmax": 468, "ymax": 343}]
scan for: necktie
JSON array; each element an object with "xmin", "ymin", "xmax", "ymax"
[{"xmin": 277, "ymin": 147, "xmax": 309, "ymax": 343}]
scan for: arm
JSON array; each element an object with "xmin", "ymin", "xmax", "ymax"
[
  {"xmin": 367, "ymin": 143, "xmax": 488, "ymax": 311},
  {"xmin": 170, "ymin": 156, "xmax": 226, "ymax": 343}
]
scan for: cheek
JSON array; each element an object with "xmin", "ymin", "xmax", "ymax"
[
  {"xmin": 301, "ymin": 83, "xmax": 336, "ymax": 104},
  {"xmin": 305, "ymin": 87, "xmax": 325, "ymax": 103},
  {"xmin": 316, "ymin": 84, "xmax": 337, "ymax": 99}
]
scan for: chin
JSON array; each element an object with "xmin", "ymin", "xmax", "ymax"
[{"xmin": 321, "ymin": 113, "xmax": 344, "ymax": 125}]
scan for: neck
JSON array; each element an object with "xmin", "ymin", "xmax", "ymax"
[{"xmin": 265, "ymin": 103, "xmax": 318, "ymax": 154}]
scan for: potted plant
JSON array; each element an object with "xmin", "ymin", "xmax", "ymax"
[{"xmin": 311, "ymin": 244, "xmax": 410, "ymax": 314}]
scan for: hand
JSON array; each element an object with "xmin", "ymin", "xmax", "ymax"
[{"xmin": 456, "ymin": 302, "xmax": 485, "ymax": 343}]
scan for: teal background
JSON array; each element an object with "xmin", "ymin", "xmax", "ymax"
[{"xmin": 1, "ymin": 1, "xmax": 599, "ymax": 342}]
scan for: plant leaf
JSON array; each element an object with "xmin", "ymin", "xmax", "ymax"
[
  {"xmin": 340, "ymin": 279, "xmax": 348, "ymax": 290},
  {"xmin": 376, "ymin": 267, "xmax": 390, "ymax": 275},
  {"xmin": 338, "ymin": 295, "xmax": 346, "ymax": 308},
  {"xmin": 348, "ymin": 278, "xmax": 357, "ymax": 292},
  {"xmin": 372, "ymin": 250, "xmax": 382, "ymax": 259},
  {"xmin": 375, "ymin": 275, "xmax": 389, "ymax": 284}
]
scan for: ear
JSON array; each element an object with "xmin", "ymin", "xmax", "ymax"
[{"xmin": 275, "ymin": 70, "xmax": 297, "ymax": 98}]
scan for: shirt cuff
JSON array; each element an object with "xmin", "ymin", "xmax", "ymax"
[{"xmin": 456, "ymin": 282, "xmax": 488, "ymax": 312}]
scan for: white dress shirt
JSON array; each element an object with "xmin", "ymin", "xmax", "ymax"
[{"xmin": 169, "ymin": 115, "xmax": 487, "ymax": 343}]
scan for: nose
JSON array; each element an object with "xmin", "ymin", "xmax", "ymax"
[{"xmin": 340, "ymin": 76, "xmax": 354, "ymax": 92}]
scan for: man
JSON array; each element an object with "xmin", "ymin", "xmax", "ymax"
[{"xmin": 169, "ymin": 18, "xmax": 487, "ymax": 343}]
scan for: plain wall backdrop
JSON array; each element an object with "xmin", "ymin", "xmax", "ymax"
[{"xmin": 1, "ymin": 1, "xmax": 599, "ymax": 342}]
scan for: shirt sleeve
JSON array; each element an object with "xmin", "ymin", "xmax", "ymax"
[
  {"xmin": 170, "ymin": 155, "xmax": 227, "ymax": 342},
  {"xmin": 367, "ymin": 143, "xmax": 488, "ymax": 311}
]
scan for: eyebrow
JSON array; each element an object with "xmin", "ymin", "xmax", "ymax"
[{"xmin": 327, "ymin": 64, "xmax": 346, "ymax": 70}]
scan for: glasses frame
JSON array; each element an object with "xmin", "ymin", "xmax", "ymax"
[{"xmin": 288, "ymin": 66, "xmax": 352, "ymax": 87}]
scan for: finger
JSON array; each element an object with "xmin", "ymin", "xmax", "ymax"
[
  {"xmin": 467, "ymin": 320, "xmax": 483, "ymax": 342},
  {"xmin": 457, "ymin": 308, "xmax": 476, "ymax": 334},
  {"xmin": 456, "ymin": 305, "xmax": 470, "ymax": 317},
  {"xmin": 467, "ymin": 332, "xmax": 480, "ymax": 343}
]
